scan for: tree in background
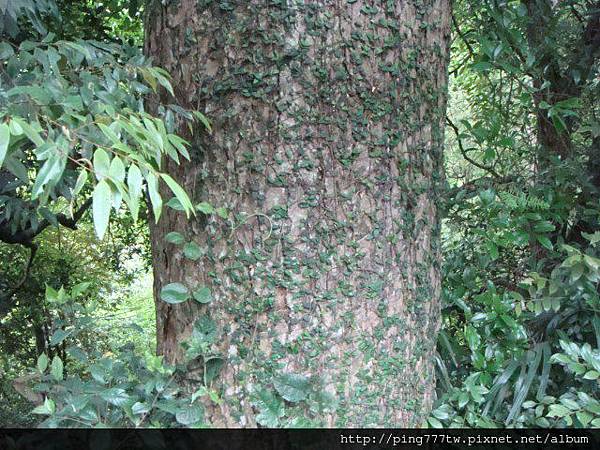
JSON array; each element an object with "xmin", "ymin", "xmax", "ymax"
[{"xmin": 145, "ymin": 0, "xmax": 451, "ymax": 427}]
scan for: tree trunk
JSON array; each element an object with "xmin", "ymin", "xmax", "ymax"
[{"xmin": 145, "ymin": 0, "xmax": 450, "ymax": 427}]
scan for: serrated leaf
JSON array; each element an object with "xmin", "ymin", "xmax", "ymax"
[
  {"xmin": 132, "ymin": 402, "xmax": 150, "ymax": 415},
  {"xmin": 175, "ymin": 404, "xmax": 203, "ymax": 426},
  {"xmin": 50, "ymin": 356, "xmax": 63, "ymax": 381},
  {"xmin": 100, "ymin": 388, "xmax": 130, "ymax": 407},
  {"xmin": 254, "ymin": 389, "xmax": 285, "ymax": 427},
  {"xmin": 192, "ymin": 315, "xmax": 217, "ymax": 345},
  {"xmin": 92, "ymin": 179, "xmax": 112, "ymax": 239},
  {"xmin": 49, "ymin": 329, "xmax": 70, "ymax": 346},
  {"xmin": 273, "ymin": 373, "xmax": 310, "ymax": 403},
  {"xmin": 37, "ymin": 353, "xmax": 48, "ymax": 373},
  {"xmin": 160, "ymin": 283, "xmax": 189, "ymax": 304},
  {"xmin": 216, "ymin": 207, "xmax": 228, "ymax": 219}
]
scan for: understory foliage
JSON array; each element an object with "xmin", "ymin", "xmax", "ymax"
[
  {"xmin": 1, "ymin": 0, "xmax": 600, "ymax": 428},
  {"xmin": 430, "ymin": 0, "xmax": 600, "ymax": 428}
]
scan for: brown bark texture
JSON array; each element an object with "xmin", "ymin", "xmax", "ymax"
[{"xmin": 145, "ymin": 0, "xmax": 450, "ymax": 427}]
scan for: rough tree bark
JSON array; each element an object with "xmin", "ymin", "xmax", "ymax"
[{"xmin": 145, "ymin": 0, "xmax": 450, "ymax": 427}]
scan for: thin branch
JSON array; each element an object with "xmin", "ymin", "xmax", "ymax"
[
  {"xmin": 446, "ymin": 116, "xmax": 501, "ymax": 179},
  {"xmin": 0, "ymin": 242, "xmax": 38, "ymax": 313}
]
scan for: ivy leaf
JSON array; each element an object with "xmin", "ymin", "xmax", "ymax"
[
  {"xmin": 273, "ymin": 373, "xmax": 310, "ymax": 403},
  {"xmin": 216, "ymin": 207, "xmax": 228, "ymax": 219},
  {"xmin": 160, "ymin": 283, "xmax": 189, "ymax": 304},
  {"xmin": 192, "ymin": 286, "xmax": 212, "ymax": 304},
  {"xmin": 165, "ymin": 232, "xmax": 185, "ymax": 245},
  {"xmin": 196, "ymin": 202, "xmax": 214, "ymax": 214},
  {"xmin": 192, "ymin": 315, "xmax": 217, "ymax": 345},
  {"xmin": 254, "ymin": 389, "xmax": 285, "ymax": 427},
  {"xmin": 50, "ymin": 356, "xmax": 63, "ymax": 381},
  {"xmin": 175, "ymin": 404, "xmax": 203, "ymax": 426},
  {"xmin": 92, "ymin": 179, "xmax": 112, "ymax": 239},
  {"xmin": 183, "ymin": 241, "xmax": 202, "ymax": 261}
]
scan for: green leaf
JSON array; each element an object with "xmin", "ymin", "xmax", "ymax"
[
  {"xmin": 273, "ymin": 373, "xmax": 310, "ymax": 403},
  {"xmin": 165, "ymin": 232, "xmax": 185, "ymax": 245},
  {"xmin": 160, "ymin": 283, "xmax": 189, "ymax": 304},
  {"xmin": 583, "ymin": 370, "xmax": 599, "ymax": 380},
  {"xmin": 161, "ymin": 173, "xmax": 194, "ymax": 217},
  {"xmin": 92, "ymin": 179, "xmax": 112, "ymax": 239},
  {"xmin": 126, "ymin": 164, "xmax": 143, "ymax": 221},
  {"xmin": 131, "ymin": 402, "xmax": 150, "ymax": 416},
  {"xmin": 536, "ymin": 235, "xmax": 553, "ymax": 251},
  {"xmin": 192, "ymin": 286, "xmax": 212, "ymax": 304},
  {"xmin": 37, "ymin": 353, "xmax": 48, "ymax": 373},
  {"xmin": 427, "ymin": 416, "xmax": 444, "ymax": 428},
  {"xmin": 0, "ymin": 123, "xmax": 9, "ymax": 169},
  {"xmin": 196, "ymin": 202, "xmax": 215, "ymax": 215},
  {"xmin": 183, "ymin": 241, "xmax": 202, "ymax": 261},
  {"xmin": 576, "ymin": 410, "xmax": 592, "ymax": 427},
  {"xmin": 93, "ymin": 149, "xmax": 111, "ymax": 180},
  {"xmin": 146, "ymin": 172, "xmax": 163, "ymax": 223},
  {"xmin": 192, "ymin": 315, "xmax": 217, "ymax": 345},
  {"xmin": 100, "ymin": 388, "xmax": 130, "ymax": 407},
  {"xmin": 254, "ymin": 389, "xmax": 285, "ymax": 427},
  {"xmin": 50, "ymin": 329, "xmax": 70, "ymax": 346},
  {"xmin": 108, "ymin": 156, "xmax": 125, "ymax": 183},
  {"xmin": 51, "ymin": 356, "xmax": 63, "ymax": 381},
  {"xmin": 547, "ymin": 404, "xmax": 571, "ymax": 418},
  {"xmin": 12, "ymin": 118, "xmax": 43, "ymax": 146},
  {"xmin": 175, "ymin": 404, "xmax": 203, "ymax": 426},
  {"xmin": 32, "ymin": 398, "xmax": 56, "ymax": 415},
  {"xmin": 193, "ymin": 111, "xmax": 212, "ymax": 133},
  {"xmin": 72, "ymin": 170, "xmax": 88, "ymax": 197},
  {"xmin": 216, "ymin": 207, "xmax": 228, "ymax": 219}
]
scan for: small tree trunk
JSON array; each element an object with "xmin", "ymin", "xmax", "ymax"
[{"xmin": 146, "ymin": 0, "xmax": 450, "ymax": 427}]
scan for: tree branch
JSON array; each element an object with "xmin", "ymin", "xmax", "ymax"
[
  {"xmin": 0, "ymin": 197, "xmax": 92, "ymax": 247},
  {"xmin": 0, "ymin": 242, "xmax": 38, "ymax": 316},
  {"xmin": 446, "ymin": 116, "xmax": 501, "ymax": 178}
]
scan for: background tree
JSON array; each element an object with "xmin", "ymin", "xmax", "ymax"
[{"xmin": 145, "ymin": 0, "xmax": 451, "ymax": 427}]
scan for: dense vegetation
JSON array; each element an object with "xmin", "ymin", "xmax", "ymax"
[{"xmin": 1, "ymin": 0, "xmax": 599, "ymax": 428}]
